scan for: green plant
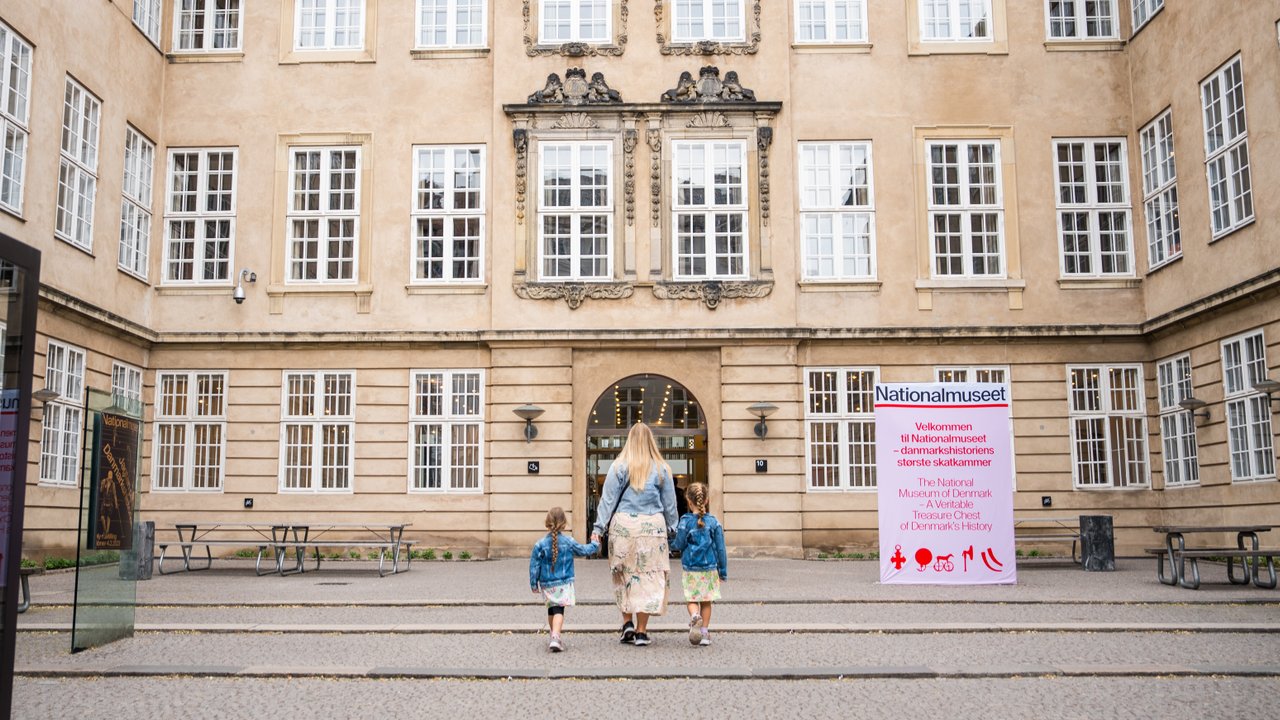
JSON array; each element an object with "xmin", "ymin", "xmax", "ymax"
[
  {"xmin": 443, "ymin": 550, "xmax": 453, "ymax": 560},
  {"xmin": 1015, "ymin": 548, "xmax": 1025, "ymax": 557},
  {"xmin": 817, "ymin": 552, "xmax": 829, "ymax": 559},
  {"xmin": 327, "ymin": 552, "xmax": 341, "ymax": 560},
  {"xmin": 868, "ymin": 551, "xmax": 879, "ymax": 560},
  {"xmin": 1028, "ymin": 549, "xmax": 1041, "ymax": 557},
  {"xmin": 424, "ymin": 548, "xmax": 437, "ymax": 560},
  {"xmin": 349, "ymin": 550, "xmax": 361, "ymax": 559},
  {"xmin": 851, "ymin": 553, "xmax": 865, "ymax": 559},
  {"xmin": 459, "ymin": 551, "xmax": 472, "ymax": 560},
  {"xmin": 20, "ymin": 557, "xmax": 37, "ymax": 568},
  {"xmin": 367, "ymin": 551, "xmax": 381, "ymax": 560},
  {"xmin": 44, "ymin": 557, "xmax": 75, "ymax": 570},
  {"xmin": 234, "ymin": 548, "xmax": 258, "ymax": 558}
]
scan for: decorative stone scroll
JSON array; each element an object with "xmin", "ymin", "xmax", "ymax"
[
  {"xmin": 623, "ymin": 129, "xmax": 638, "ymax": 226},
  {"xmin": 660, "ymin": 66, "xmax": 756, "ymax": 103},
  {"xmin": 527, "ymin": 67, "xmax": 623, "ymax": 105},
  {"xmin": 757, "ymin": 126, "xmax": 773, "ymax": 226},
  {"xmin": 514, "ymin": 281, "xmax": 635, "ymax": 309},
  {"xmin": 513, "ymin": 129, "xmax": 529, "ymax": 222},
  {"xmin": 647, "ymin": 129, "xmax": 662, "ymax": 225},
  {"xmin": 524, "ymin": 0, "xmax": 628, "ymax": 57},
  {"xmin": 652, "ymin": 280, "xmax": 773, "ymax": 310},
  {"xmin": 655, "ymin": 1, "xmax": 761, "ymax": 56}
]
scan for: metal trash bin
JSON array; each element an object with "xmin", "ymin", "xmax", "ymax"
[{"xmin": 1079, "ymin": 515, "xmax": 1115, "ymax": 572}]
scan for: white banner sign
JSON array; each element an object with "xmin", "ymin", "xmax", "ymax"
[{"xmin": 875, "ymin": 383, "xmax": 1015, "ymax": 585}]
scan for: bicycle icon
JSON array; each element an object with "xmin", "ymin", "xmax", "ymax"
[{"xmin": 933, "ymin": 553, "xmax": 955, "ymax": 572}]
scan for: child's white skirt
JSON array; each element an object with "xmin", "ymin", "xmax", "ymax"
[
  {"xmin": 682, "ymin": 569, "xmax": 721, "ymax": 602},
  {"xmin": 542, "ymin": 582, "xmax": 576, "ymax": 608}
]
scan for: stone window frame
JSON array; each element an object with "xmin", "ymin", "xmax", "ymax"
[
  {"xmin": 906, "ymin": 0, "xmax": 1008, "ymax": 56},
  {"xmin": 408, "ymin": 368, "xmax": 486, "ymax": 494},
  {"xmin": 1155, "ymin": 353, "xmax": 1199, "ymax": 489},
  {"xmin": 152, "ymin": 370, "xmax": 229, "ymax": 492},
  {"xmin": 268, "ymin": 133, "xmax": 375, "ymax": 313},
  {"xmin": 280, "ymin": 0, "xmax": 378, "ymax": 64},
  {"xmin": 656, "ymin": 0, "xmax": 761, "ymax": 55},
  {"xmin": 912, "ymin": 125, "xmax": 1024, "ymax": 310},
  {"xmin": 523, "ymin": 0, "xmax": 628, "ymax": 57}
]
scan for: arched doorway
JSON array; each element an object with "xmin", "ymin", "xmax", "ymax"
[{"xmin": 585, "ymin": 374, "xmax": 707, "ymax": 550}]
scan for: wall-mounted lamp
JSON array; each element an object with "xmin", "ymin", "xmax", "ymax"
[
  {"xmin": 513, "ymin": 404, "xmax": 545, "ymax": 443},
  {"xmin": 1254, "ymin": 378, "xmax": 1280, "ymax": 409},
  {"xmin": 1177, "ymin": 397, "xmax": 1210, "ymax": 422},
  {"xmin": 233, "ymin": 268, "xmax": 257, "ymax": 305},
  {"xmin": 748, "ymin": 401, "xmax": 778, "ymax": 439},
  {"xmin": 31, "ymin": 387, "xmax": 60, "ymax": 420}
]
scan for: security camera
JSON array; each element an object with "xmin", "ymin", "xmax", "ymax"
[{"xmin": 233, "ymin": 284, "xmax": 246, "ymax": 304}]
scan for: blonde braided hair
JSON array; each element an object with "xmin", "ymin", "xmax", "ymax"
[
  {"xmin": 685, "ymin": 482, "xmax": 709, "ymax": 528},
  {"xmin": 545, "ymin": 506, "xmax": 567, "ymax": 566}
]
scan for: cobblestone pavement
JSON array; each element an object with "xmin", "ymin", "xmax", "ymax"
[
  {"xmin": 12, "ymin": 558, "xmax": 1280, "ymax": 719},
  {"xmin": 12, "ymin": 677, "xmax": 1280, "ymax": 720}
]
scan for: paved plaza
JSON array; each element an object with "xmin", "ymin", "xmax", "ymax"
[{"xmin": 10, "ymin": 557, "xmax": 1280, "ymax": 719}]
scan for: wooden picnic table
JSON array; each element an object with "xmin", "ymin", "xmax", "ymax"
[{"xmin": 1150, "ymin": 525, "xmax": 1277, "ymax": 590}]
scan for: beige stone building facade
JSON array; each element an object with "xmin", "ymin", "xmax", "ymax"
[{"xmin": 1, "ymin": 0, "xmax": 1277, "ymax": 559}]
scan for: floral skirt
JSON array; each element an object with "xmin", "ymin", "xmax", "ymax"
[
  {"xmin": 682, "ymin": 569, "xmax": 722, "ymax": 602},
  {"xmin": 608, "ymin": 513, "xmax": 670, "ymax": 616},
  {"xmin": 542, "ymin": 582, "xmax": 576, "ymax": 608}
]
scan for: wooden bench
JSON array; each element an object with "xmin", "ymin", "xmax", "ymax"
[
  {"xmin": 1146, "ymin": 547, "xmax": 1277, "ymax": 589},
  {"xmin": 1015, "ymin": 517, "xmax": 1081, "ymax": 562},
  {"xmin": 17, "ymin": 566, "xmax": 44, "ymax": 613},
  {"xmin": 268, "ymin": 540, "xmax": 416, "ymax": 577}
]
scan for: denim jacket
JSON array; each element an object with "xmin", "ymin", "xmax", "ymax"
[
  {"xmin": 591, "ymin": 464, "xmax": 679, "ymax": 537},
  {"xmin": 529, "ymin": 533, "xmax": 599, "ymax": 590},
  {"xmin": 670, "ymin": 512, "xmax": 727, "ymax": 579}
]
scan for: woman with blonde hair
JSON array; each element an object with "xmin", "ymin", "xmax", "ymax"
[{"xmin": 590, "ymin": 422, "xmax": 679, "ymax": 646}]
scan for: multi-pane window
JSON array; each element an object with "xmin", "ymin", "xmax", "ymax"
[
  {"xmin": 795, "ymin": 0, "xmax": 867, "ymax": 43},
  {"xmin": 174, "ymin": 0, "xmax": 244, "ymax": 52},
  {"xmin": 111, "ymin": 362, "xmax": 144, "ymax": 416},
  {"xmin": 1221, "ymin": 331, "xmax": 1274, "ymax": 482},
  {"xmin": 920, "ymin": 0, "xmax": 991, "ymax": 41},
  {"xmin": 1140, "ymin": 111, "xmax": 1180, "ymax": 270},
  {"xmin": 799, "ymin": 142, "xmax": 874, "ymax": 280},
  {"xmin": 935, "ymin": 366, "xmax": 1007, "ymax": 384},
  {"xmin": 673, "ymin": 140, "xmax": 748, "ymax": 280},
  {"xmin": 1131, "ymin": 0, "xmax": 1163, "ymax": 31},
  {"xmin": 295, "ymin": 0, "xmax": 365, "ymax": 50},
  {"xmin": 39, "ymin": 341, "xmax": 86, "ymax": 487},
  {"xmin": 281, "ymin": 371, "xmax": 355, "ymax": 492},
  {"xmin": 154, "ymin": 371, "xmax": 227, "ymax": 491},
  {"xmin": 1201, "ymin": 56, "xmax": 1253, "ymax": 237},
  {"xmin": 538, "ymin": 142, "xmax": 612, "ymax": 281},
  {"xmin": 416, "ymin": 0, "xmax": 486, "ymax": 48},
  {"xmin": 134, "ymin": 0, "xmax": 162, "ymax": 45},
  {"xmin": 540, "ymin": 0, "xmax": 610, "ymax": 44},
  {"xmin": 926, "ymin": 140, "xmax": 1002, "ymax": 278},
  {"xmin": 164, "ymin": 148, "xmax": 236, "ymax": 283},
  {"xmin": 288, "ymin": 147, "xmax": 359, "ymax": 282},
  {"xmin": 55, "ymin": 77, "xmax": 101, "ymax": 251},
  {"xmin": 413, "ymin": 146, "xmax": 483, "ymax": 283},
  {"xmin": 1156, "ymin": 355, "xmax": 1199, "ymax": 488},
  {"xmin": 0, "ymin": 22, "xmax": 32, "ymax": 214},
  {"xmin": 1054, "ymin": 139, "xmax": 1132, "ymax": 277},
  {"xmin": 410, "ymin": 370, "xmax": 483, "ymax": 492},
  {"xmin": 1045, "ymin": 0, "xmax": 1117, "ymax": 39},
  {"xmin": 673, "ymin": 0, "xmax": 745, "ymax": 42},
  {"xmin": 806, "ymin": 368, "xmax": 877, "ymax": 490},
  {"xmin": 119, "ymin": 127, "xmax": 155, "ymax": 280},
  {"xmin": 1067, "ymin": 365, "xmax": 1148, "ymax": 489}
]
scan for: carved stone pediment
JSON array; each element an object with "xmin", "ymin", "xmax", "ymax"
[
  {"xmin": 514, "ymin": 281, "xmax": 635, "ymax": 309},
  {"xmin": 660, "ymin": 66, "xmax": 755, "ymax": 104},
  {"xmin": 652, "ymin": 280, "xmax": 773, "ymax": 310},
  {"xmin": 527, "ymin": 67, "xmax": 623, "ymax": 105}
]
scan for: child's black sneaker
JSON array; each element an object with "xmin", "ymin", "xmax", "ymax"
[
  {"xmin": 632, "ymin": 632, "xmax": 651, "ymax": 646},
  {"xmin": 619, "ymin": 621, "xmax": 635, "ymax": 644}
]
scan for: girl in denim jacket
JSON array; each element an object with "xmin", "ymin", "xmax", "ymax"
[
  {"xmin": 529, "ymin": 507, "xmax": 599, "ymax": 652},
  {"xmin": 670, "ymin": 482, "xmax": 727, "ymax": 646}
]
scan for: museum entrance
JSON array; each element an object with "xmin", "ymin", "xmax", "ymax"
[{"xmin": 585, "ymin": 374, "xmax": 707, "ymax": 554}]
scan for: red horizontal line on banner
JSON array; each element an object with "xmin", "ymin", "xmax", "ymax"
[{"xmin": 876, "ymin": 403, "xmax": 1009, "ymax": 408}]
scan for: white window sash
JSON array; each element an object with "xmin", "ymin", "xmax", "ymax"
[
  {"xmin": 540, "ymin": 0, "xmax": 612, "ymax": 44},
  {"xmin": 1053, "ymin": 138, "xmax": 1133, "ymax": 278},
  {"xmin": 119, "ymin": 128, "xmax": 155, "ymax": 279},
  {"xmin": 295, "ymin": 0, "xmax": 366, "ymax": 50},
  {"xmin": 1131, "ymin": 0, "xmax": 1164, "ymax": 31},
  {"xmin": 920, "ymin": 0, "xmax": 992, "ymax": 42},
  {"xmin": 671, "ymin": 140, "xmax": 749, "ymax": 281},
  {"xmin": 1067, "ymin": 364, "xmax": 1149, "ymax": 489},
  {"xmin": 416, "ymin": 0, "xmax": 487, "ymax": 48},
  {"xmin": 926, "ymin": 140, "xmax": 1004, "ymax": 278},
  {"xmin": 287, "ymin": 147, "xmax": 361, "ymax": 283},
  {"xmin": 1200, "ymin": 56, "xmax": 1253, "ymax": 238},
  {"xmin": 173, "ymin": 0, "xmax": 244, "ymax": 52},
  {"xmin": 409, "ymin": 369, "xmax": 485, "ymax": 493},
  {"xmin": 794, "ymin": 0, "xmax": 868, "ymax": 44},
  {"xmin": 411, "ymin": 145, "xmax": 485, "ymax": 283},
  {"xmin": 672, "ymin": 0, "xmax": 746, "ymax": 43},
  {"xmin": 537, "ymin": 142, "xmax": 614, "ymax": 281},
  {"xmin": 799, "ymin": 141, "xmax": 875, "ymax": 281},
  {"xmin": 0, "ymin": 22, "xmax": 33, "ymax": 215},
  {"xmin": 280, "ymin": 371, "xmax": 356, "ymax": 492},
  {"xmin": 804, "ymin": 367, "xmax": 877, "ymax": 491},
  {"xmin": 1044, "ymin": 0, "xmax": 1118, "ymax": 40},
  {"xmin": 153, "ymin": 371, "xmax": 229, "ymax": 491},
  {"xmin": 133, "ymin": 0, "xmax": 163, "ymax": 45},
  {"xmin": 164, "ymin": 148, "xmax": 237, "ymax": 284}
]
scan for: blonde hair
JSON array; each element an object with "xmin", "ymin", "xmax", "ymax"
[
  {"xmin": 615, "ymin": 422, "xmax": 671, "ymax": 493},
  {"xmin": 684, "ymin": 481, "xmax": 709, "ymax": 528},
  {"xmin": 545, "ymin": 506, "xmax": 567, "ymax": 565}
]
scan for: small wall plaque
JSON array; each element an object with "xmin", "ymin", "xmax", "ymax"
[
  {"xmin": 755, "ymin": 459, "xmax": 767, "ymax": 473},
  {"xmin": 528, "ymin": 461, "xmax": 541, "ymax": 474},
  {"xmin": 244, "ymin": 498, "xmax": 254, "ymax": 509}
]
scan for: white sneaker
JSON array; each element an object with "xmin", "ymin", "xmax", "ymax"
[
  {"xmin": 688, "ymin": 614, "xmax": 703, "ymax": 646},
  {"xmin": 548, "ymin": 636, "xmax": 563, "ymax": 652},
  {"xmin": 698, "ymin": 630, "xmax": 711, "ymax": 646}
]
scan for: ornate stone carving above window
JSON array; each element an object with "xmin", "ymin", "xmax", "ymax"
[
  {"xmin": 504, "ymin": 67, "xmax": 780, "ymax": 309},
  {"xmin": 655, "ymin": 0, "xmax": 761, "ymax": 56},
  {"xmin": 514, "ymin": 281, "xmax": 635, "ymax": 309},
  {"xmin": 652, "ymin": 280, "xmax": 773, "ymax": 310},
  {"xmin": 524, "ymin": 0, "xmax": 629, "ymax": 57}
]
